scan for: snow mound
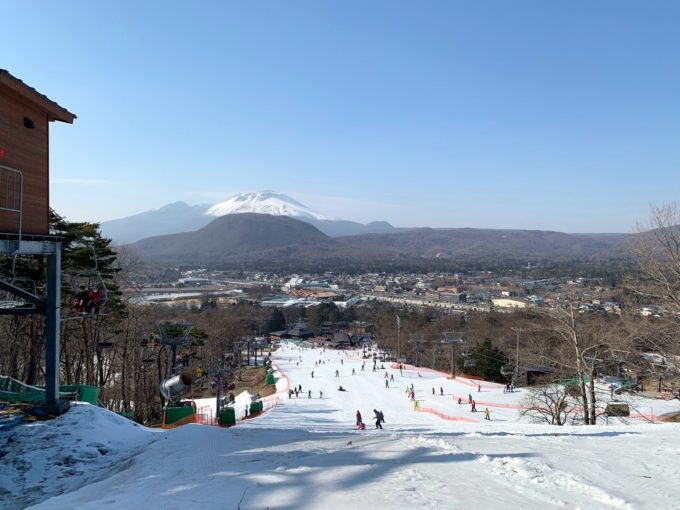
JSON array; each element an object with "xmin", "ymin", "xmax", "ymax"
[{"xmin": 0, "ymin": 403, "xmax": 155, "ymax": 509}]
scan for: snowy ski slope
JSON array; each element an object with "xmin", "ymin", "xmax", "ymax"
[{"xmin": 2, "ymin": 342, "xmax": 679, "ymax": 509}]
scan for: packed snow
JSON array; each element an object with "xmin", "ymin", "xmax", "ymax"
[
  {"xmin": 2, "ymin": 342, "xmax": 680, "ymax": 509},
  {"xmin": 205, "ymin": 191, "xmax": 329, "ymax": 220}
]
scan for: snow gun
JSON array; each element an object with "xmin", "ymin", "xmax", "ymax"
[{"xmin": 160, "ymin": 372, "xmax": 193, "ymax": 404}]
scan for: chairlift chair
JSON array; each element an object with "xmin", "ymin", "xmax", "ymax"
[
  {"xmin": 66, "ymin": 244, "xmax": 109, "ymax": 317},
  {"xmin": 500, "ymin": 365, "xmax": 514, "ymax": 377}
]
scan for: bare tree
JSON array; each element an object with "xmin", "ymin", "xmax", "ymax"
[{"xmin": 521, "ymin": 383, "xmax": 577, "ymax": 426}]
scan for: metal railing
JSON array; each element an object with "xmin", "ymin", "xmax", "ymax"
[{"xmin": 0, "ymin": 164, "xmax": 23, "ymax": 238}]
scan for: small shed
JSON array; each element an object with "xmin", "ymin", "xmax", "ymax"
[{"xmin": 0, "ymin": 69, "xmax": 76, "ymax": 236}]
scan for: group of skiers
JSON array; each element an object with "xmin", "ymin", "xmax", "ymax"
[{"xmin": 355, "ymin": 409, "xmax": 385, "ymax": 430}]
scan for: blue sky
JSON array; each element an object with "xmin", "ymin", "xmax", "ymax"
[{"xmin": 4, "ymin": 1, "xmax": 679, "ymax": 232}]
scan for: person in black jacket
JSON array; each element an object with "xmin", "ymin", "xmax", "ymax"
[{"xmin": 373, "ymin": 409, "xmax": 383, "ymax": 429}]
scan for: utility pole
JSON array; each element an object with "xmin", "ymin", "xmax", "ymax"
[
  {"xmin": 408, "ymin": 334, "xmax": 425, "ymax": 367},
  {"xmin": 396, "ymin": 315, "xmax": 401, "ymax": 359},
  {"xmin": 511, "ymin": 327, "xmax": 523, "ymax": 385},
  {"xmin": 442, "ymin": 332, "xmax": 465, "ymax": 378}
]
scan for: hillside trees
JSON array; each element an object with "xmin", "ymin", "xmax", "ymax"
[
  {"xmin": 461, "ymin": 338, "xmax": 509, "ymax": 383},
  {"xmin": 628, "ymin": 203, "xmax": 680, "ymax": 361}
]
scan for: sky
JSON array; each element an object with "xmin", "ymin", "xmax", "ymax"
[{"xmin": 3, "ymin": 1, "xmax": 680, "ymax": 232}]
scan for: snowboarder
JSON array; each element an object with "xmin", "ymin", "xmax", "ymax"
[
  {"xmin": 338, "ymin": 386, "xmax": 347, "ymax": 392},
  {"xmin": 373, "ymin": 409, "xmax": 383, "ymax": 429}
]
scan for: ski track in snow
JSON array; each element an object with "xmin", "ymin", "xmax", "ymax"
[{"xmin": 2, "ymin": 342, "xmax": 680, "ymax": 509}]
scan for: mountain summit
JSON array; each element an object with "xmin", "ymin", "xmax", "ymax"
[
  {"xmin": 102, "ymin": 191, "xmax": 396, "ymax": 243},
  {"xmin": 206, "ymin": 191, "xmax": 329, "ymax": 220}
]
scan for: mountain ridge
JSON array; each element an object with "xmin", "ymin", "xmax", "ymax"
[{"xmin": 101, "ymin": 191, "xmax": 397, "ymax": 243}]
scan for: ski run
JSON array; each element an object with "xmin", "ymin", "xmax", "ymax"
[{"xmin": 2, "ymin": 342, "xmax": 679, "ymax": 509}]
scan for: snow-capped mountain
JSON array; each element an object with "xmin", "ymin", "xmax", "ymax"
[
  {"xmin": 101, "ymin": 191, "xmax": 397, "ymax": 244},
  {"xmin": 206, "ymin": 191, "xmax": 329, "ymax": 221}
]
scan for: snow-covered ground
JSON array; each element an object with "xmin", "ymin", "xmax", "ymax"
[{"xmin": 2, "ymin": 342, "xmax": 680, "ymax": 509}]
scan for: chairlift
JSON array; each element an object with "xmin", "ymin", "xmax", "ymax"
[
  {"xmin": 605, "ymin": 402, "xmax": 630, "ymax": 417},
  {"xmin": 1, "ymin": 255, "xmax": 38, "ymax": 309},
  {"xmin": 95, "ymin": 325, "xmax": 115, "ymax": 349},
  {"xmin": 9, "ymin": 254, "xmax": 38, "ymax": 296},
  {"xmin": 500, "ymin": 365, "xmax": 514, "ymax": 376},
  {"xmin": 69, "ymin": 245, "xmax": 109, "ymax": 317},
  {"xmin": 463, "ymin": 358, "xmax": 477, "ymax": 368}
]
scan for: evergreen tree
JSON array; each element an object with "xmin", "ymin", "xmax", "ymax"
[
  {"xmin": 463, "ymin": 338, "xmax": 509, "ymax": 383},
  {"xmin": 268, "ymin": 308, "xmax": 286, "ymax": 332}
]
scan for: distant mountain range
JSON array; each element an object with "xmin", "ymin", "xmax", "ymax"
[
  {"xmin": 101, "ymin": 191, "xmax": 398, "ymax": 243},
  {"xmin": 128, "ymin": 212, "xmax": 634, "ymax": 271}
]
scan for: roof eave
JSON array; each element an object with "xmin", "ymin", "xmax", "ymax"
[{"xmin": 0, "ymin": 69, "xmax": 77, "ymax": 124}]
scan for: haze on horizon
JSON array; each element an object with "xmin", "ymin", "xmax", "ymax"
[{"xmin": 4, "ymin": 1, "xmax": 679, "ymax": 233}]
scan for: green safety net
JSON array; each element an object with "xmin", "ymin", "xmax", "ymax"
[{"xmin": 0, "ymin": 375, "xmax": 78, "ymax": 403}]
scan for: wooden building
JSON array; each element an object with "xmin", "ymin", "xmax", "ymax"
[{"xmin": 0, "ymin": 69, "xmax": 76, "ymax": 236}]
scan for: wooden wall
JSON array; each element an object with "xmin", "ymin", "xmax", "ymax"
[{"xmin": 0, "ymin": 86, "xmax": 50, "ymax": 235}]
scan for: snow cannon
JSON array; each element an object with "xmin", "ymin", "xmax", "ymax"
[{"xmin": 160, "ymin": 372, "xmax": 193, "ymax": 403}]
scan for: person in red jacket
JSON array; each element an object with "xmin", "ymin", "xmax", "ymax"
[{"xmin": 87, "ymin": 287, "xmax": 102, "ymax": 314}]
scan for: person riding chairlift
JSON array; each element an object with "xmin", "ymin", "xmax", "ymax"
[
  {"xmin": 87, "ymin": 287, "xmax": 102, "ymax": 314},
  {"xmin": 73, "ymin": 285, "xmax": 89, "ymax": 313}
]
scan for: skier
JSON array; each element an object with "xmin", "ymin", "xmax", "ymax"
[
  {"xmin": 471, "ymin": 400, "xmax": 477, "ymax": 412},
  {"xmin": 379, "ymin": 410, "xmax": 385, "ymax": 424},
  {"xmin": 311, "ymin": 371, "xmax": 314, "ymax": 378},
  {"xmin": 320, "ymin": 390, "xmax": 323, "ymax": 399},
  {"xmin": 335, "ymin": 369, "xmax": 340, "ymax": 377},
  {"xmin": 478, "ymin": 384, "xmax": 481, "ymax": 392},
  {"xmin": 432, "ymin": 387, "xmax": 435, "ymax": 395},
  {"xmin": 373, "ymin": 409, "xmax": 383, "ymax": 429},
  {"xmin": 341, "ymin": 359, "xmax": 343, "ymax": 365},
  {"xmin": 484, "ymin": 408, "xmax": 490, "ymax": 420},
  {"xmin": 468, "ymin": 393, "xmax": 473, "ymax": 404},
  {"xmin": 352, "ymin": 368, "xmax": 356, "ymax": 375},
  {"xmin": 457, "ymin": 397, "xmax": 462, "ymax": 404},
  {"xmin": 299, "ymin": 384, "xmax": 302, "ymax": 392},
  {"xmin": 361, "ymin": 363, "xmax": 365, "ymax": 371},
  {"xmin": 390, "ymin": 374, "xmax": 394, "ymax": 382},
  {"xmin": 440, "ymin": 387, "xmax": 444, "ymax": 396},
  {"xmin": 385, "ymin": 379, "xmax": 389, "ymax": 388},
  {"xmin": 356, "ymin": 410, "xmax": 362, "ymax": 426},
  {"xmin": 308, "ymin": 390, "xmax": 312, "ymax": 398},
  {"xmin": 294, "ymin": 388, "xmax": 299, "ymax": 398}
]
